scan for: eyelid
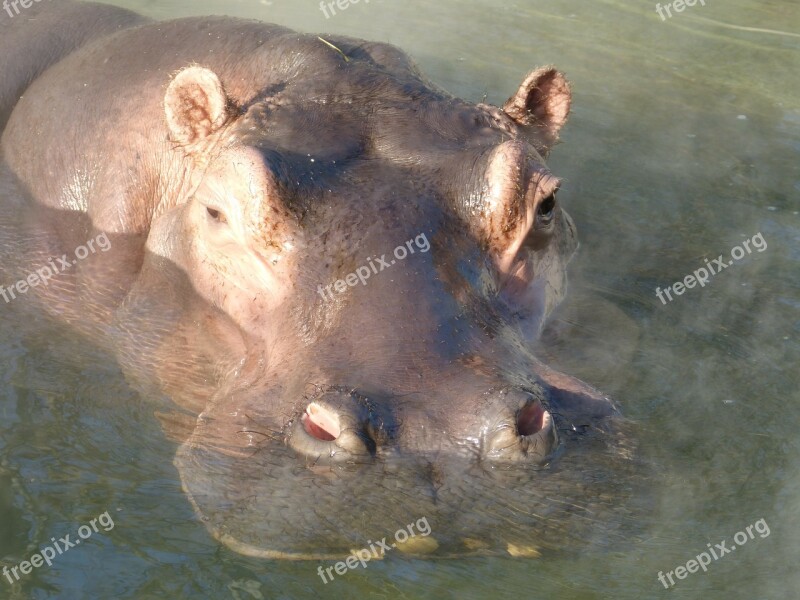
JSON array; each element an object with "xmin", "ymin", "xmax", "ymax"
[
  {"xmin": 207, "ymin": 206, "xmax": 228, "ymax": 223},
  {"xmin": 529, "ymin": 172, "xmax": 561, "ymax": 203}
]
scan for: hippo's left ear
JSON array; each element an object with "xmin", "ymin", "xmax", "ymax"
[
  {"xmin": 503, "ymin": 67, "xmax": 571, "ymax": 144},
  {"xmin": 165, "ymin": 66, "xmax": 232, "ymax": 146}
]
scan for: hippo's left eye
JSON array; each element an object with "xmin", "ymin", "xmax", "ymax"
[
  {"xmin": 535, "ymin": 194, "xmax": 556, "ymax": 229},
  {"xmin": 206, "ymin": 206, "xmax": 228, "ymax": 224}
]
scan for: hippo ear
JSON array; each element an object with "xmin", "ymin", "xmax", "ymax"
[
  {"xmin": 165, "ymin": 66, "xmax": 231, "ymax": 146},
  {"xmin": 503, "ymin": 67, "xmax": 571, "ymax": 143}
]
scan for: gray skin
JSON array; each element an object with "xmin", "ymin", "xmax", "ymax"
[{"xmin": 0, "ymin": 1, "xmax": 640, "ymax": 559}]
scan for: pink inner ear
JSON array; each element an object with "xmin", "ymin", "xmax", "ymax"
[
  {"xmin": 503, "ymin": 67, "xmax": 571, "ymax": 134},
  {"xmin": 165, "ymin": 66, "xmax": 230, "ymax": 145},
  {"xmin": 526, "ymin": 71, "xmax": 570, "ymax": 128}
]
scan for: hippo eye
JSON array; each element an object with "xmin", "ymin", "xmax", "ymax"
[
  {"xmin": 535, "ymin": 194, "xmax": 556, "ymax": 229},
  {"xmin": 206, "ymin": 206, "xmax": 228, "ymax": 224}
]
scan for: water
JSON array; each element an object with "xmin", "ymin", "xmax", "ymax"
[{"xmin": 1, "ymin": 0, "xmax": 798, "ymax": 598}]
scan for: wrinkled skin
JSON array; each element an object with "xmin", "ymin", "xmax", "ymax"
[{"xmin": 0, "ymin": 1, "xmax": 640, "ymax": 558}]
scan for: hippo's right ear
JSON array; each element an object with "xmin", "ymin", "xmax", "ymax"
[{"xmin": 165, "ymin": 66, "xmax": 232, "ymax": 146}]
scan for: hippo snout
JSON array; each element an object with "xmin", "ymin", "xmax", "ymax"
[{"xmin": 287, "ymin": 386, "xmax": 558, "ymax": 465}]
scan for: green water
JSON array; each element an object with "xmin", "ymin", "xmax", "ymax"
[{"xmin": 1, "ymin": 0, "xmax": 798, "ymax": 598}]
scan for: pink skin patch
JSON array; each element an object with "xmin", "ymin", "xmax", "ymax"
[
  {"xmin": 517, "ymin": 400, "xmax": 547, "ymax": 436},
  {"xmin": 302, "ymin": 402, "xmax": 340, "ymax": 441}
]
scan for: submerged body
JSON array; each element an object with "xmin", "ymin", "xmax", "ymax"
[{"xmin": 0, "ymin": 1, "xmax": 639, "ymax": 558}]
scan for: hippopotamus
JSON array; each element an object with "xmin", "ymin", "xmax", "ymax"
[{"xmin": 0, "ymin": 1, "xmax": 639, "ymax": 559}]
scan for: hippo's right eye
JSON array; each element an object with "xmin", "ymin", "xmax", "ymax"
[{"xmin": 206, "ymin": 206, "xmax": 228, "ymax": 224}]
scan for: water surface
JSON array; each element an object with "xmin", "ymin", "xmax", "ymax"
[{"xmin": 1, "ymin": 0, "xmax": 798, "ymax": 598}]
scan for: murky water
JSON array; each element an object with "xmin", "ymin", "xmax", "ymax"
[{"xmin": 1, "ymin": 0, "xmax": 798, "ymax": 598}]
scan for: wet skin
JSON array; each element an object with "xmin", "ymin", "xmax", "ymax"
[{"xmin": 0, "ymin": 1, "xmax": 640, "ymax": 558}]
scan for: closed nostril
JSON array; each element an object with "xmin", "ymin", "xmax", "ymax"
[
  {"xmin": 302, "ymin": 402, "xmax": 340, "ymax": 441},
  {"xmin": 517, "ymin": 400, "xmax": 545, "ymax": 436}
]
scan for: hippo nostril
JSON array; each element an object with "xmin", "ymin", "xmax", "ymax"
[
  {"xmin": 289, "ymin": 391, "xmax": 376, "ymax": 462},
  {"xmin": 484, "ymin": 391, "xmax": 557, "ymax": 463},
  {"xmin": 517, "ymin": 400, "xmax": 546, "ymax": 436},
  {"xmin": 301, "ymin": 402, "xmax": 340, "ymax": 441}
]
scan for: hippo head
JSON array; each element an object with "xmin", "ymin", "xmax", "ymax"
[{"xmin": 148, "ymin": 38, "xmax": 637, "ymax": 559}]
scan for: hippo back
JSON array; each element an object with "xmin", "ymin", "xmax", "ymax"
[{"xmin": 0, "ymin": 1, "xmax": 147, "ymax": 129}]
